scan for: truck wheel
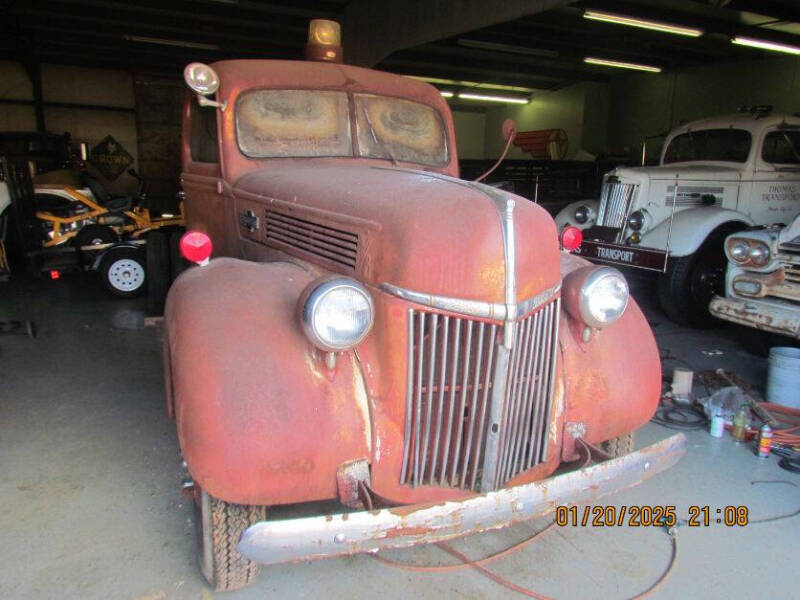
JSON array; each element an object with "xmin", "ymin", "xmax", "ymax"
[
  {"xmin": 603, "ymin": 432, "xmax": 634, "ymax": 457},
  {"xmin": 146, "ymin": 231, "xmax": 170, "ymax": 316},
  {"xmin": 657, "ymin": 242, "xmax": 726, "ymax": 328},
  {"xmin": 198, "ymin": 490, "xmax": 267, "ymax": 591},
  {"xmin": 98, "ymin": 246, "xmax": 146, "ymax": 297}
]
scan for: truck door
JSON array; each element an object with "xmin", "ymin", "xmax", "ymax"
[{"xmin": 750, "ymin": 128, "xmax": 800, "ymax": 226}]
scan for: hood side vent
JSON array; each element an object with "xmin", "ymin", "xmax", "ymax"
[{"xmin": 265, "ymin": 210, "xmax": 359, "ymax": 269}]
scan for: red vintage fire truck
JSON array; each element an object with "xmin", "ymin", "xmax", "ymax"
[{"xmin": 163, "ymin": 19, "xmax": 685, "ymax": 591}]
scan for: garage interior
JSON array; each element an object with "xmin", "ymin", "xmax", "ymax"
[{"xmin": 1, "ymin": 1, "xmax": 799, "ymax": 599}]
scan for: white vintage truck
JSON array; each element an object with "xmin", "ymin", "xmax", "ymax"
[
  {"xmin": 555, "ymin": 111, "xmax": 800, "ymax": 325},
  {"xmin": 710, "ymin": 216, "xmax": 800, "ymax": 341}
]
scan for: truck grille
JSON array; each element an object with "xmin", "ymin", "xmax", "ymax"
[
  {"xmin": 265, "ymin": 211, "xmax": 359, "ymax": 269},
  {"xmin": 596, "ymin": 181, "xmax": 638, "ymax": 240},
  {"xmin": 400, "ymin": 297, "xmax": 560, "ymax": 491}
]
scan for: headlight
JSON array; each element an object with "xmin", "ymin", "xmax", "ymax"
[
  {"xmin": 748, "ymin": 242, "xmax": 770, "ymax": 266},
  {"xmin": 728, "ymin": 239, "xmax": 749, "ymax": 263},
  {"xmin": 579, "ymin": 267, "xmax": 630, "ymax": 328},
  {"xmin": 563, "ymin": 266, "xmax": 630, "ymax": 329},
  {"xmin": 574, "ymin": 205, "xmax": 589, "ymax": 224},
  {"xmin": 300, "ymin": 277, "xmax": 374, "ymax": 351},
  {"xmin": 627, "ymin": 210, "xmax": 645, "ymax": 231}
]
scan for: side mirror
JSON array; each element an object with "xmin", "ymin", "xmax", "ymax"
[{"xmin": 183, "ymin": 63, "xmax": 226, "ymax": 110}]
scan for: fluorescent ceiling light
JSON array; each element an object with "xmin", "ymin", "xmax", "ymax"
[
  {"xmin": 731, "ymin": 36, "xmax": 800, "ymax": 55},
  {"xmin": 439, "ymin": 91, "xmax": 454, "ymax": 98},
  {"xmin": 584, "ymin": 57, "xmax": 662, "ymax": 73},
  {"xmin": 123, "ymin": 35, "xmax": 220, "ymax": 50},
  {"xmin": 458, "ymin": 39, "xmax": 558, "ymax": 58},
  {"xmin": 457, "ymin": 92, "xmax": 529, "ymax": 104},
  {"xmin": 584, "ymin": 10, "xmax": 702, "ymax": 37},
  {"xmin": 407, "ymin": 75, "xmax": 535, "ymax": 94}
]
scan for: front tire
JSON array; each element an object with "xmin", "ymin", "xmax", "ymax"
[
  {"xmin": 658, "ymin": 242, "xmax": 726, "ymax": 327},
  {"xmin": 197, "ymin": 490, "xmax": 267, "ymax": 591}
]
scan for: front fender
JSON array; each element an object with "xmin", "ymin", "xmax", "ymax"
[
  {"xmin": 164, "ymin": 258, "xmax": 371, "ymax": 506},
  {"xmin": 558, "ymin": 253, "xmax": 661, "ymax": 459},
  {"xmin": 641, "ymin": 207, "xmax": 751, "ymax": 256}
]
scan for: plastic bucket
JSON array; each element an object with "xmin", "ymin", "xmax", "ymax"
[{"xmin": 766, "ymin": 347, "xmax": 800, "ymax": 409}]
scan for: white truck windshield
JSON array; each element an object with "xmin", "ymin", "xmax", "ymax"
[{"xmin": 663, "ymin": 129, "xmax": 751, "ymax": 164}]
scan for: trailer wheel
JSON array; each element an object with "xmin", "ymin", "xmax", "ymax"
[
  {"xmin": 603, "ymin": 432, "xmax": 634, "ymax": 457},
  {"xmin": 657, "ymin": 241, "xmax": 726, "ymax": 328},
  {"xmin": 146, "ymin": 231, "xmax": 170, "ymax": 315},
  {"xmin": 197, "ymin": 490, "xmax": 267, "ymax": 591},
  {"xmin": 98, "ymin": 246, "xmax": 146, "ymax": 297}
]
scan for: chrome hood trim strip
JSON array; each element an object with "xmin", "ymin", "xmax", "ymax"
[{"xmin": 379, "ymin": 282, "xmax": 561, "ymax": 322}]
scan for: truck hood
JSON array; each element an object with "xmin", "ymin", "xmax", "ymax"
[
  {"xmin": 234, "ymin": 165, "xmax": 560, "ymax": 305},
  {"xmin": 611, "ymin": 165, "xmax": 743, "ymax": 183}
]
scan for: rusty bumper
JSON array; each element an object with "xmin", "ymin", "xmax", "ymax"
[
  {"xmin": 710, "ymin": 296, "xmax": 800, "ymax": 338},
  {"xmin": 237, "ymin": 433, "xmax": 686, "ymax": 565}
]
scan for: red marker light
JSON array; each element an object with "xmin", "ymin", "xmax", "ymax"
[
  {"xmin": 561, "ymin": 226, "xmax": 583, "ymax": 252},
  {"xmin": 179, "ymin": 231, "xmax": 213, "ymax": 265},
  {"xmin": 49, "ymin": 270, "xmax": 60, "ymax": 280}
]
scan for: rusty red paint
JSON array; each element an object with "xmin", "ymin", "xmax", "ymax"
[{"xmin": 165, "ymin": 58, "xmax": 661, "ymax": 512}]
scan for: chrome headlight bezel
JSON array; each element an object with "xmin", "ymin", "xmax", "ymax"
[
  {"xmin": 578, "ymin": 267, "xmax": 630, "ymax": 328},
  {"xmin": 725, "ymin": 237, "xmax": 771, "ymax": 267},
  {"xmin": 300, "ymin": 277, "xmax": 375, "ymax": 352}
]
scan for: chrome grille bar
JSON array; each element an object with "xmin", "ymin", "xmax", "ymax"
[
  {"xmin": 402, "ymin": 296, "xmax": 559, "ymax": 492},
  {"xmin": 596, "ymin": 181, "xmax": 638, "ymax": 238}
]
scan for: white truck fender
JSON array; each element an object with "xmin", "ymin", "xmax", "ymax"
[
  {"xmin": 554, "ymin": 199, "xmax": 599, "ymax": 231},
  {"xmin": 640, "ymin": 207, "xmax": 753, "ymax": 257}
]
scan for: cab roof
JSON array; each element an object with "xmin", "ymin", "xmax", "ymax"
[{"xmin": 668, "ymin": 112, "xmax": 800, "ymax": 137}]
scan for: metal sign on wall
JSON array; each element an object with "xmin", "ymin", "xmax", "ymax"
[{"xmin": 90, "ymin": 135, "xmax": 134, "ymax": 181}]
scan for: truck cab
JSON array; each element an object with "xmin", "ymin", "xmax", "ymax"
[
  {"xmin": 556, "ymin": 111, "xmax": 800, "ymax": 326},
  {"xmin": 163, "ymin": 19, "xmax": 684, "ymax": 592}
]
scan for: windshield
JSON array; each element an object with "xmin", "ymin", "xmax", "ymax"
[
  {"xmin": 663, "ymin": 129, "xmax": 751, "ymax": 164},
  {"xmin": 354, "ymin": 94, "xmax": 448, "ymax": 166},
  {"xmin": 235, "ymin": 90, "xmax": 448, "ymax": 167},
  {"xmin": 236, "ymin": 90, "xmax": 352, "ymax": 158},
  {"xmin": 762, "ymin": 130, "xmax": 800, "ymax": 165}
]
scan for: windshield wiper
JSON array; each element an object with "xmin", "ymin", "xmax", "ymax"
[{"xmin": 362, "ymin": 109, "xmax": 398, "ymax": 166}]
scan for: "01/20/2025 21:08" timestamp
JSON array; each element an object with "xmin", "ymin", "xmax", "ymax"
[{"xmin": 555, "ymin": 505, "xmax": 750, "ymax": 527}]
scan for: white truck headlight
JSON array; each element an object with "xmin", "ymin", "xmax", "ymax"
[
  {"xmin": 748, "ymin": 242, "xmax": 770, "ymax": 266},
  {"xmin": 627, "ymin": 210, "xmax": 645, "ymax": 231},
  {"xmin": 574, "ymin": 205, "xmax": 590, "ymax": 224},
  {"xmin": 563, "ymin": 266, "xmax": 630, "ymax": 329},
  {"xmin": 300, "ymin": 277, "xmax": 374, "ymax": 351},
  {"xmin": 728, "ymin": 239, "xmax": 749, "ymax": 263}
]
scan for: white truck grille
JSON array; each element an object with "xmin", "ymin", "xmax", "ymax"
[{"xmin": 596, "ymin": 181, "xmax": 638, "ymax": 233}]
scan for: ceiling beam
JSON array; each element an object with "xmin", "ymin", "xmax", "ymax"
[{"xmin": 343, "ymin": 0, "xmax": 576, "ymax": 67}]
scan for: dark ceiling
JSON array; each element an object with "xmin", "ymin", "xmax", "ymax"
[{"xmin": 1, "ymin": 0, "xmax": 799, "ymax": 94}]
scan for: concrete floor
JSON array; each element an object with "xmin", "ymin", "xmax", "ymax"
[{"xmin": 1, "ymin": 271, "xmax": 798, "ymax": 600}]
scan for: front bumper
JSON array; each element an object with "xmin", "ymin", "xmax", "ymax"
[
  {"xmin": 238, "ymin": 433, "xmax": 686, "ymax": 565},
  {"xmin": 710, "ymin": 295, "xmax": 800, "ymax": 338},
  {"xmin": 575, "ymin": 239, "xmax": 668, "ymax": 272}
]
